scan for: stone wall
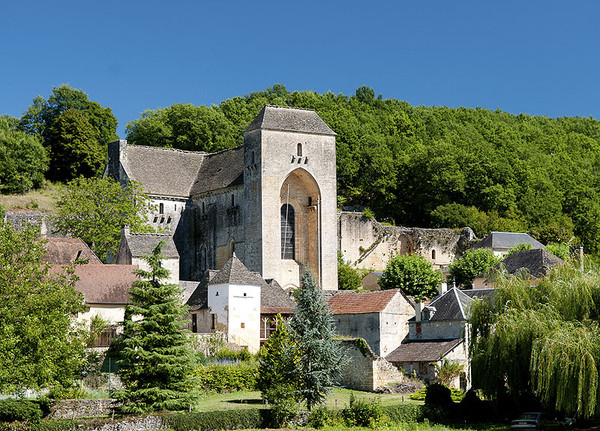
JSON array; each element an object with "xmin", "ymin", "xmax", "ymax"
[
  {"xmin": 47, "ymin": 399, "xmax": 118, "ymax": 420},
  {"xmin": 338, "ymin": 339, "xmax": 405, "ymax": 392},
  {"xmin": 338, "ymin": 212, "xmax": 475, "ymax": 272}
]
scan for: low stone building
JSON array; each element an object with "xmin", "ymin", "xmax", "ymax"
[
  {"xmin": 472, "ymin": 231, "xmax": 544, "ymax": 257},
  {"xmin": 327, "ymin": 289, "xmax": 415, "ymax": 357},
  {"xmin": 386, "ymin": 287, "xmax": 493, "ymax": 390},
  {"xmin": 44, "ymin": 237, "xmax": 103, "ymax": 264}
]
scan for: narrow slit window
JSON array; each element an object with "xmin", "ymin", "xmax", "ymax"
[
  {"xmin": 159, "ymin": 203, "xmax": 164, "ymax": 214},
  {"xmin": 297, "ymin": 143, "xmax": 303, "ymax": 157},
  {"xmin": 432, "ymin": 249, "xmax": 436, "ymax": 260}
]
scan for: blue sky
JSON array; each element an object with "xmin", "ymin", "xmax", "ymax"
[{"xmin": 2, "ymin": 1, "xmax": 599, "ymax": 137}]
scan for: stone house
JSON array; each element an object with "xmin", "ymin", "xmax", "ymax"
[
  {"xmin": 472, "ymin": 231, "xmax": 544, "ymax": 257},
  {"xmin": 473, "ymin": 248, "xmax": 563, "ymax": 289},
  {"xmin": 115, "ymin": 228, "xmax": 180, "ymax": 285},
  {"xmin": 105, "ymin": 105, "xmax": 338, "ymax": 291},
  {"xmin": 386, "ymin": 287, "xmax": 493, "ymax": 390},
  {"xmin": 327, "ymin": 289, "xmax": 415, "ymax": 357}
]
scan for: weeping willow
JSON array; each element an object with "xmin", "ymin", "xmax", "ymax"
[{"xmin": 470, "ymin": 263, "xmax": 600, "ymax": 418}]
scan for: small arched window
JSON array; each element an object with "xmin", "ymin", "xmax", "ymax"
[
  {"xmin": 199, "ymin": 245, "xmax": 207, "ymax": 272},
  {"xmin": 228, "ymin": 237, "xmax": 235, "ymax": 258},
  {"xmin": 281, "ymin": 204, "xmax": 295, "ymax": 260},
  {"xmin": 297, "ymin": 143, "xmax": 303, "ymax": 157},
  {"xmin": 231, "ymin": 194, "xmax": 235, "ymax": 206},
  {"xmin": 432, "ymin": 249, "xmax": 436, "ymax": 260},
  {"xmin": 159, "ymin": 203, "xmax": 164, "ymax": 214}
]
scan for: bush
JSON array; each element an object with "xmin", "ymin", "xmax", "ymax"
[
  {"xmin": 308, "ymin": 406, "xmax": 339, "ymax": 428},
  {"xmin": 213, "ymin": 348, "xmax": 254, "ymax": 362},
  {"xmin": 164, "ymin": 409, "xmax": 265, "ymax": 431},
  {"xmin": 195, "ymin": 362, "xmax": 258, "ymax": 392},
  {"xmin": 265, "ymin": 384, "xmax": 299, "ymax": 427},
  {"xmin": 424, "ymin": 383, "xmax": 453, "ymax": 408},
  {"xmin": 381, "ymin": 404, "xmax": 423, "ymax": 423},
  {"xmin": 341, "ymin": 393, "xmax": 383, "ymax": 427},
  {"xmin": 0, "ymin": 399, "xmax": 43, "ymax": 423}
]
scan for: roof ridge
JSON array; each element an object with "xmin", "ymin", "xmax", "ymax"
[
  {"xmin": 264, "ymin": 104, "xmax": 317, "ymax": 113},
  {"xmin": 128, "ymin": 144, "xmax": 208, "ymax": 155},
  {"xmin": 203, "ymin": 144, "xmax": 244, "ymax": 157}
]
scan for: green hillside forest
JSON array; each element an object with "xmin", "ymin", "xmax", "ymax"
[{"xmin": 4, "ymin": 84, "xmax": 600, "ymax": 252}]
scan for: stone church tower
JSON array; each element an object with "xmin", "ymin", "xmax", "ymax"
[{"xmin": 106, "ymin": 105, "xmax": 338, "ymax": 290}]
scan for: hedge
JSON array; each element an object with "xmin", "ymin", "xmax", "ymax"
[
  {"xmin": 164, "ymin": 408, "xmax": 268, "ymax": 430},
  {"xmin": 195, "ymin": 362, "xmax": 258, "ymax": 392}
]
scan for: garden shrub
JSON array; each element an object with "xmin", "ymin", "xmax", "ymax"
[
  {"xmin": 308, "ymin": 406, "xmax": 339, "ymax": 428},
  {"xmin": 263, "ymin": 384, "xmax": 299, "ymax": 427},
  {"xmin": 0, "ymin": 399, "xmax": 43, "ymax": 423},
  {"xmin": 195, "ymin": 362, "xmax": 258, "ymax": 392},
  {"xmin": 425, "ymin": 383, "xmax": 453, "ymax": 408},
  {"xmin": 382, "ymin": 403, "xmax": 423, "ymax": 423},
  {"xmin": 164, "ymin": 409, "xmax": 265, "ymax": 431},
  {"xmin": 213, "ymin": 348, "xmax": 254, "ymax": 362},
  {"xmin": 341, "ymin": 393, "xmax": 383, "ymax": 427}
]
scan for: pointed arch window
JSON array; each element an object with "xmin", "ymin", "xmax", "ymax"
[{"xmin": 281, "ymin": 204, "xmax": 295, "ymax": 260}]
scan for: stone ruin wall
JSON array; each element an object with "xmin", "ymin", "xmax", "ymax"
[{"xmin": 338, "ymin": 212, "xmax": 475, "ymax": 273}]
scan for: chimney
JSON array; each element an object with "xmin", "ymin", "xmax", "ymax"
[
  {"xmin": 439, "ymin": 280, "xmax": 448, "ymax": 296},
  {"xmin": 415, "ymin": 302, "xmax": 424, "ymax": 322}
]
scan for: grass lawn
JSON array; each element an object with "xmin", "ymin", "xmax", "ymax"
[{"xmin": 193, "ymin": 388, "xmax": 422, "ymax": 412}]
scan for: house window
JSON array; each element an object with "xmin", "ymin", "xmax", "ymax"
[
  {"xmin": 281, "ymin": 204, "xmax": 295, "ymax": 260},
  {"xmin": 308, "ymin": 196, "xmax": 312, "ymax": 206},
  {"xmin": 211, "ymin": 314, "xmax": 216, "ymax": 330},
  {"xmin": 297, "ymin": 143, "xmax": 303, "ymax": 157},
  {"xmin": 432, "ymin": 249, "xmax": 436, "ymax": 260},
  {"xmin": 94, "ymin": 325, "xmax": 117, "ymax": 347},
  {"xmin": 241, "ymin": 322, "xmax": 245, "ymax": 328},
  {"xmin": 192, "ymin": 314, "xmax": 198, "ymax": 333},
  {"xmin": 159, "ymin": 203, "xmax": 164, "ymax": 214}
]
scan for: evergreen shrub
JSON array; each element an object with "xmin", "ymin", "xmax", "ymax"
[
  {"xmin": 0, "ymin": 399, "xmax": 43, "ymax": 423},
  {"xmin": 163, "ymin": 409, "xmax": 265, "ymax": 431},
  {"xmin": 341, "ymin": 393, "xmax": 383, "ymax": 427},
  {"xmin": 195, "ymin": 362, "xmax": 258, "ymax": 392}
]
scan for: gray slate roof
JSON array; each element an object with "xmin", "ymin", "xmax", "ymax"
[
  {"xmin": 386, "ymin": 339, "xmax": 463, "ymax": 363},
  {"xmin": 190, "ymin": 146, "xmax": 244, "ymax": 195},
  {"xmin": 473, "ymin": 232, "xmax": 544, "ymax": 251},
  {"xmin": 125, "ymin": 145, "xmax": 205, "ymax": 197},
  {"xmin": 244, "ymin": 105, "xmax": 336, "ymax": 136},
  {"xmin": 125, "ymin": 232, "xmax": 179, "ymax": 259},
  {"xmin": 209, "ymin": 254, "xmax": 265, "ymax": 286},
  {"xmin": 261, "ymin": 278, "xmax": 296, "ymax": 311},
  {"xmin": 428, "ymin": 287, "xmax": 473, "ymax": 321},
  {"xmin": 462, "ymin": 288, "xmax": 495, "ymax": 301},
  {"xmin": 494, "ymin": 249, "xmax": 563, "ymax": 278}
]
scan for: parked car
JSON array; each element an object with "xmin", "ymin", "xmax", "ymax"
[{"xmin": 511, "ymin": 412, "xmax": 564, "ymax": 431}]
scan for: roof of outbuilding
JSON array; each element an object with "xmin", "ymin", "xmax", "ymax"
[
  {"xmin": 189, "ymin": 146, "xmax": 244, "ymax": 195},
  {"xmin": 4, "ymin": 210, "xmax": 66, "ymax": 238},
  {"xmin": 44, "ymin": 238, "xmax": 102, "ymax": 264},
  {"xmin": 425, "ymin": 287, "xmax": 473, "ymax": 321},
  {"xmin": 327, "ymin": 289, "xmax": 410, "ymax": 315},
  {"xmin": 493, "ymin": 249, "xmax": 563, "ymax": 278},
  {"xmin": 125, "ymin": 145, "xmax": 205, "ymax": 197},
  {"xmin": 51, "ymin": 264, "xmax": 139, "ymax": 305},
  {"xmin": 472, "ymin": 232, "xmax": 544, "ymax": 251},
  {"xmin": 244, "ymin": 105, "xmax": 336, "ymax": 136},
  {"xmin": 125, "ymin": 232, "xmax": 179, "ymax": 259},
  {"xmin": 386, "ymin": 339, "xmax": 463, "ymax": 363},
  {"xmin": 209, "ymin": 254, "xmax": 265, "ymax": 286}
]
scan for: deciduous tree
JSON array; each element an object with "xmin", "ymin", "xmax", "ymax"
[
  {"xmin": 0, "ymin": 223, "xmax": 87, "ymax": 393},
  {"xmin": 448, "ymin": 249, "xmax": 499, "ymax": 288},
  {"xmin": 53, "ymin": 177, "xmax": 154, "ymax": 262},
  {"xmin": 380, "ymin": 254, "xmax": 442, "ymax": 300}
]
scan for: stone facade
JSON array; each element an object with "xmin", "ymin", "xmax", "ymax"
[
  {"xmin": 106, "ymin": 106, "xmax": 338, "ymax": 290},
  {"xmin": 338, "ymin": 339, "xmax": 406, "ymax": 392},
  {"xmin": 338, "ymin": 212, "xmax": 475, "ymax": 273}
]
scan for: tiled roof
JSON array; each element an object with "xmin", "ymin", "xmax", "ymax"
[
  {"xmin": 50, "ymin": 264, "xmax": 139, "ymax": 305},
  {"xmin": 244, "ymin": 105, "xmax": 336, "ymax": 136},
  {"xmin": 494, "ymin": 249, "xmax": 563, "ymax": 278},
  {"xmin": 125, "ymin": 145, "xmax": 205, "ymax": 197},
  {"xmin": 179, "ymin": 280, "xmax": 201, "ymax": 304},
  {"xmin": 386, "ymin": 339, "xmax": 463, "ymax": 363},
  {"xmin": 4, "ymin": 210, "xmax": 66, "ymax": 238},
  {"xmin": 44, "ymin": 238, "xmax": 102, "ymax": 264},
  {"xmin": 190, "ymin": 146, "xmax": 244, "ymax": 195},
  {"xmin": 125, "ymin": 232, "xmax": 179, "ymax": 259},
  {"xmin": 473, "ymin": 232, "xmax": 544, "ymax": 251},
  {"xmin": 209, "ymin": 254, "xmax": 265, "ymax": 286},
  {"xmin": 328, "ymin": 289, "xmax": 401, "ymax": 315}
]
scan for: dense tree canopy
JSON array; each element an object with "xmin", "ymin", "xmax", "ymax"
[
  {"xmin": 0, "ymin": 116, "xmax": 47, "ymax": 193},
  {"xmin": 53, "ymin": 178, "xmax": 154, "ymax": 262},
  {"xmin": 470, "ymin": 263, "xmax": 600, "ymax": 418},
  {"xmin": 126, "ymin": 84, "xmax": 600, "ymax": 254},
  {"xmin": 448, "ymin": 249, "xmax": 500, "ymax": 288},
  {"xmin": 0, "ymin": 223, "xmax": 87, "ymax": 393},
  {"xmin": 380, "ymin": 254, "xmax": 442, "ymax": 300},
  {"xmin": 20, "ymin": 85, "xmax": 118, "ymax": 181}
]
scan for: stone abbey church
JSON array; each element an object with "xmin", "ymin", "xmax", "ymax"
[{"xmin": 106, "ymin": 106, "xmax": 338, "ymax": 290}]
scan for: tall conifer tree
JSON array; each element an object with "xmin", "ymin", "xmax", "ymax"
[
  {"xmin": 116, "ymin": 242, "xmax": 196, "ymax": 413},
  {"xmin": 290, "ymin": 270, "xmax": 343, "ymax": 411}
]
